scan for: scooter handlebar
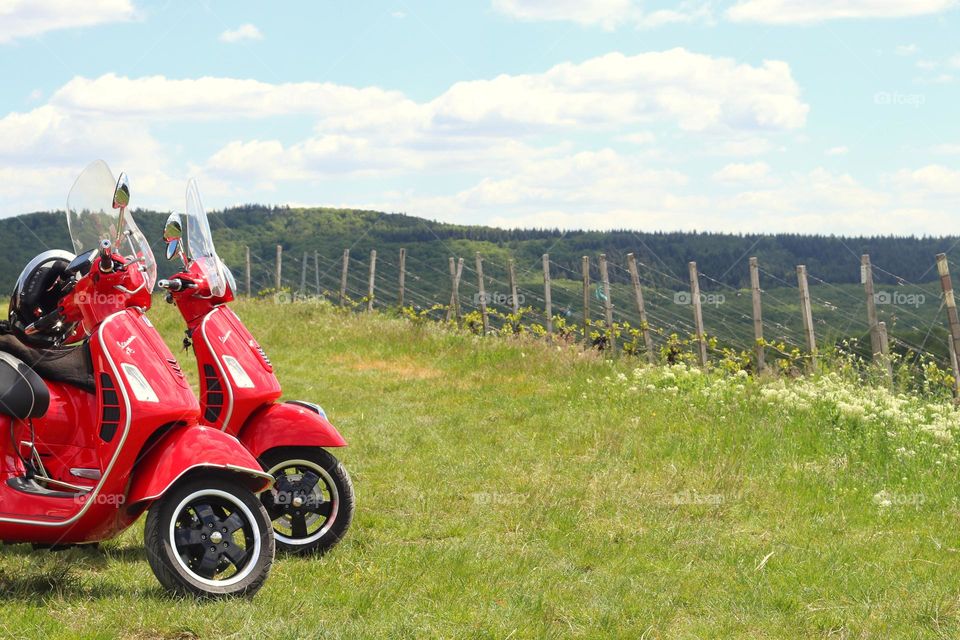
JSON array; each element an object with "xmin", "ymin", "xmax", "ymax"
[{"xmin": 157, "ymin": 278, "xmax": 197, "ymax": 292}]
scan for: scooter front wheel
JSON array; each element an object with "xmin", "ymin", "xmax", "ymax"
[
  {"xmin": 259, "ymin": 447, "xmax": 355, "ymax": 555},
  {"xmin": 144, "ymin": 476, "xmax": 275, "ymax": 598}
]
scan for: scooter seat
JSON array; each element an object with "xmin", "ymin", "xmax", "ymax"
[
  {"xmin": 0, "ymin": 352, "xmax": 49, "ymax": 420},
  {"xmin": 0, "ymin": 333, "xmax": 94, "ymax": 393}
]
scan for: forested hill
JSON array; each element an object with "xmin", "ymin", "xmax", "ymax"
[{"xmin": 0, "ymin": 205, "xmax": 956, "ymax": 294}]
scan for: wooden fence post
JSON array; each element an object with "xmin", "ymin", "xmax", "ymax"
[
  {"xmin": 339, "ymin": 249, "xmax": 349, "ymax": 306},
  {"xmin": 862, "ymin": 254, "xmax": 887, "ymax": 360},
  {"xmin": 797, "ymin": 265, "xmax": 817, "ymax": 367},
  {"xmin": 454, "ymin": 257, "xmax": 464, "ymax": 323},
  {"xmin": 749, "ymin": 257, "xmax": 765, "ymax": 373},
  {"xmin": 599, "ymin": 254, "xmax": 615, "ymax": 352},
  {"xmin": 877, "ymin": 320, "xmax": 893, "ymax": 383},
  {"xmin": 300, "ymin": 251, "xmax": 308, "ymax": 295},
  {"xmin": 688, "ymin": 261, "xmax": 707, "ymax": 366},
  {"xmin": 398, "ymin": 248, "xmax": 406, "ymax": 308},
  {"xmin": 245, "ymin": 245, "xmax": 251, "ymax": 297},
  {"xmin": 314, "ymin": 251, "xmax": 320, "ymax": 296},
  {"xmin": 367, "ymin": 249, "xmax": 377, "ymax": 312},
  {"xmin": 476, "ymin": 252, "xmax": 490, "ymax": 334},
  {"xmin": 936, "ymin": 253, "xmax": 960, "ymax": 401},
  {"xmin": 508, "ymin": 259, "xmax": 519, "ymax": 315},
  {"xmin": 275, "ymin": 245, "xmax": 283, "ymax": 292},
  {"xmin": 447, "ymin": 257, "xmax": 465, "ymax": 324},
  {"xmin": 950, "ymin": 340, "xmax": 960, "ymax": 401},
  {"xmin": 582, "ymin": 256, "xmax": 591, "ymax": 344},
  {"xmin": 446, "ymin": 257, "xmax": 456, "ymax": 322},
  {"xmin": 543, "ymin": 254, "xmax": 553, "ymax": 334},
  {"xmin": 626, "ymin": 253, "xmax": 655, "ymax": 363}
]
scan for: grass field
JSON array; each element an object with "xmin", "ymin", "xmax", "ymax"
[{"xmin": 1, "ymin": 299, "xmax": 959, "ymax": 639}]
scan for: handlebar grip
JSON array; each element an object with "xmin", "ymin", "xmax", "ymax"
[
  {"xmin": 99, "ymin": 239, "xmax": 116, "ymax": 272},
  {"xmin": 158, "ymin": 278, "xmax": 197, "ymax": 292}
]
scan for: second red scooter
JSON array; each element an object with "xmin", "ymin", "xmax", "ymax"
[{"xmin": 158, "ymin": 179, "xmax": 354, "ymax": 554}]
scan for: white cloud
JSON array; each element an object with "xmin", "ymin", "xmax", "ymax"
[
  {"xmin": 892, "ymin": 164, "xmax": 960, "ymax": 194},
  {"xmin": 727, "ymin": 0, "xmax": 958, "ymax": 24},
  {"xmin": 0, "ymin": 0, "xmax": 135, "ymax": 43},
  {"xmin": 895, "ymin": 44, "xmax": 918, "ymax": 56},
  {"xmin": 712, "ymin": 161, "xmax": 773, "ymax": 183},
  {"xmin": 45, "ymin": 49, "xmax": 807, "ymax": 141},
  {"xmin": 50, "ymin": 73, "xmax": 409, "ymax": 120},
  {"xmin": 428, "ymin": 49, "xmax": 807, "ymax": 134},
  {"xmin": 826, "ymin": 146, "xmax": 849, "ymax": 156},
  {"xmin": 219, "ymin": 23, "xmax": 263, "ymax": 43},
  {"xmin": 492, "ymin": 0, "xmax": 711, "ymax": 29}
]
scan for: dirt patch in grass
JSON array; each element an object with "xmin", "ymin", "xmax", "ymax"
[{"xmin": 331, "ymin": 354, "xmax": 442, "ymax": 380}]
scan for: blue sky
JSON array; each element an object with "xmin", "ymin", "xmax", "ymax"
[{"xmin": 0, "ymin": 0, "xmax": 958, "ymax": 234}]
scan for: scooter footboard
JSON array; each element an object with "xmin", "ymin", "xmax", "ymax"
[
  {"xmin": 238, "ymin": 401, "xmax": 347, "ymax": 459},
  {"xmin": 126, "ymin": 425, "xmax": 273, "ymax": 507}
]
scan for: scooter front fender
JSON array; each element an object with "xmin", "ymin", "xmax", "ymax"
[
  {"xmin": 126, "ymin": 425, "xmax": 273, "ymax": 508},
  {"xmin": 238, "ymin": 401, "xmax": 348, "ymax": 459}
]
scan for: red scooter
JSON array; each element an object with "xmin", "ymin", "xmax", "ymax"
[
  {"xmin": 0, "ymin": 161, "xmax": 276, "ymax": 597},
  {"xmin": 158, "ymin": 178, "xmax": 354, "ymax": 555}
]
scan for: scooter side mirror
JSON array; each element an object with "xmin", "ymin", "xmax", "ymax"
[
  {"xmin": 163, "ymin": 213, "xmax": 187, "ymax": 265},
  {"xmin": 112, "ymin": 173, "xmax": 130, "ymax": 210},
  {"xmin": 113, "ymin": 172, "xmax": 130, "ymax": 246}
]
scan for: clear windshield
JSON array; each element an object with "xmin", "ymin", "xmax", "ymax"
[
  {"xmin": 184, "ymin": 178, "xmax": 227, "ymax": 298},
  {"xmin": 122, "ymin": 211, "xmax": 157, "ymax": 293},
  {"xmin": 66, "ymin": 160, "xmax": 118, "ymax": 254},
  {"xmin": 66, "ymin": 160, "xmax": 156, "ymax": 293}
]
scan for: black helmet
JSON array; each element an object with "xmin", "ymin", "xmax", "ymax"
[{"xmin": 9, "ymin": 250, "xmax": 77, "ymax": 348}]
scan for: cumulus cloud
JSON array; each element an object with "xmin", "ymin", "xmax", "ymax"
[
  {"xmin": 0, "ymin": 0, "xmax": 135, "ymax": 43},
  {"xmin": 219, "ymin": 23, "xmax": 263, "ymax": 43},
  {"xmin": 727, "ymin": 0, "xmax": 958, "ymax": 24},
  {"xmin": 48, "ymin": 50, "xmax": 808, "ymax": 135}
]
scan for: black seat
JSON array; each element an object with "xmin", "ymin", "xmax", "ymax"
[
  {"xmin": 0, "ymin": 333, "xmax": 94, "ymax": 393},
  {"xmin": 0, "ymin": 352, "xmax": 49, "ymax": 420}
]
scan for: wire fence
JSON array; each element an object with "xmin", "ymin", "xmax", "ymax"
[{"xmin": 230, "ymin": 242, "xmax": 960, "ymax": 397}]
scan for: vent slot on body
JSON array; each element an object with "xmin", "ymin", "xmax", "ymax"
[
  {"xmin": 99, "ymin": 373, "xmax": 121, "ymax": 442},
  {"xmin": 202, "ymin": 364, "xmax": 224, "ymax": 424}
]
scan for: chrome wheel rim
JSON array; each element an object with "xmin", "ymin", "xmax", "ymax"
[
  {"xmin": 264, "ymin": 459, "xmax": 339, "ymax": 546},
  {"xmin": 168, "ymin": 488, "xmax": 261, "ymax": 587}
]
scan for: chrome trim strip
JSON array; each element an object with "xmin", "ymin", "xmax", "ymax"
[
  {"xmin": 0, "ymin": 310, "xmax": 132, "ymax": 527},
  {"xmin": 200, "ymin": 307, "xmax": 234, "ymax": 431}
]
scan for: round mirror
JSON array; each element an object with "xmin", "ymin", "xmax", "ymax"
[
  {"xmin": 113, "ymin": 173, "xmax": 130, "ymax": 209},
  {"xmin": 163, "ymin": 213, "xmax": 185, "ymax": 263}
]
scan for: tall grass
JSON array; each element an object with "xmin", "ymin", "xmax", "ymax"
[{"xmin": 0, "ymin": 299, "xmax": 958, "ymax": 639}]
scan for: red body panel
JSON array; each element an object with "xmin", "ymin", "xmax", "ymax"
[
  {"xmin": 167, "ymin": 262, "xmax": 348, "ymax": 462},
  {"xmin": 193, "ymin": 306, "xmax": 282, "ymax": 432},
  {"xmin": 62, "ymin": 253, "xmax": 152, "ymax": 342},
  {"xmin": 0, "ymin": 309, "xmax": 202, "ymax": 543},
  {"xmin": 126, "ymin": 425, "xmax": 271, "ymax": 505},
  {"xmin": 238, "ymin": 403, "xmax": 348, "ymax": 458}
]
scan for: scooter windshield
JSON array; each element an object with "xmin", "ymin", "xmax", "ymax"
[
  {"xmin": 66, "ymin": 160, "xmax": 157, "ymax": 293},
  {"xmin": 184, "ymin": 178, "xmax": 227, "ymax": 298}
]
